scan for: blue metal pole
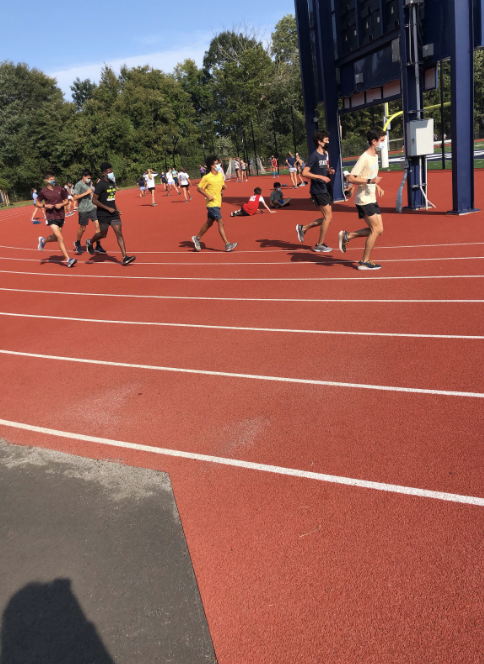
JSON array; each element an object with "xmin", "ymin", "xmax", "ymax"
[
  {"xmin": 314, "ymin": 0, "xmax": 344, "ymax": 201},
  {"xmin": 448, "ymin": 0, "xmax": 479, "ymax": 214},
  {"xmin": 399, "ymin": 0, "xmax": 426, "ymax": 210},
  {"xmin": 294, "ymin": 0, "xmax": 319, "ymax": 157}
]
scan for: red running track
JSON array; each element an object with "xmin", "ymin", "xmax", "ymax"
[{"xmin": 1, "ymin": 170, "xmax": 484, "ymax": 663}]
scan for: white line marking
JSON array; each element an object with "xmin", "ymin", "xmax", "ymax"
[
  {"xmin": 1, "ymin": 311, "xmax": 482, "ymax": 340},
  {"xmin": 1, "ymin": 241, "xmax": 484, "ymax": 253},
  {"xmin": 1, "ymin": 349, "xmax": 482, "ymax": 398},
  {"xmin": 1, "ymin": 269, "xmax": 483, "ymax": 282},
  {"xmin": 0, "ymin": 417, "xmax": 483, "ymax": 506},
  {"xmin": 2, "ymin": 255, "xmax": 484, "ymax": 266},
  {"xmin": 0, "ymin": 287, "xmax": 483, "ymax": 303}
]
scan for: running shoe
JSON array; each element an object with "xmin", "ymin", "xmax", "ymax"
[
  {"xmin": 338, "ymin": 230, "xmax": 349, "ymax": 254},
  {"xmin": 313, "ymin": 244, "xmax": 333, "ymax": 253},
  {"xmin": 38, "ymin": 237, "xmax": 45, "ymax": 251},
  {"xmin": 225, "ymin": 242, "xmax": 238, "ymax": 252},
  {"xmin": 73, "ymin": 240, "xmax": 82, "ymax": 255},
  {"xmin": 192, "ymin": 235, "xmax": 201, "ymax": 251},
  {"xmin": 122, "ymin": 255, "xmax": 136, "ymax": 266},
  {"xmin": 67, "ymin": 258, "xmax": 77, "ymax": 268},
  {"xmin": 152, "ymin": 203, "xmax": 158, "ymax": 207},
  {"xmin": 358, "ymin": 260, "xmax": 382, "ymax": 270},
  {"xmin": 296, "ymin": 224, "xmax": 305, "ymax": 243},
  {"xmin": 95, "ymin": 244, "xmax": 107, "ymax": 254},
  {"xmin": 86, "ymin": 238, "xmax": 95, "ymax": 256}
]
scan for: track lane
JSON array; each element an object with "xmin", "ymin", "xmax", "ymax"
[
  {"xmin": 1, "ymin": 315, "xmax": 483, "ymax": 393},
  {"xmin": 1, "ymin": 290, "xmax": 483, "ymax": 336}
]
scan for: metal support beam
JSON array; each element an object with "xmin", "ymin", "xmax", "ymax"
[
  {"xmin": 295, "ymin": 0, "xmax": 319, "ymax": 156},
  {"xmin": 448, "ymin": 0, "xmax": 479, "ymax": 214},
  {"xmin": 399, "ymin": 0, "xmax": 426, "ymax": 210},
  {"xmin": 314, "ymin": 0, "xmax": 344, "ymax": 201}
]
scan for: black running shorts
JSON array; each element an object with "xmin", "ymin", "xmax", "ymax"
[
  {"xmin": 312, "ymin": 192, "xmax": 332, "ymax": 208},
  {"xmin": 356, "ymin": 202, "xmax": 381, "ymax": 219}
]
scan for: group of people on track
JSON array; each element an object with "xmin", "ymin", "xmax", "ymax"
[{"xmin": 34, "ymin": 126, "xmax": 386, "ymax": 271}]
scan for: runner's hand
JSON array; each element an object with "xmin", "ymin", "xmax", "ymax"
[
  {"xmin": 45, "ymin": 204, "xmax": 54, "ymax": 210},
  {"xmin": 329, "ymin": 168, "xmax": 335, "ymax": 175},
  {"xmin": 207, "ymin": 195, "xmax": 214, "ymax": 202},
  {"xmin": 377, "ymin": 186, "xmax": 384, "ymax": 197},
  {"xmin": 372, "ymin": 176, "xmax": 383, "ymax": 184},
  {"xmin": 321, "ymin": 176, "xmax": 331, "ymax": 183},
  {"xmin": 54, "ymin": 203, "xmax": 64, "ymax": 209},
  {"xmin": 107, "ymin": 207, "xmax": 116, "ymax": 214}
]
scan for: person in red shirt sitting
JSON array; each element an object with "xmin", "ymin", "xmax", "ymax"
[{"xmin": 230, "ymin": 187, "xmax": 276, "ymax": 217}]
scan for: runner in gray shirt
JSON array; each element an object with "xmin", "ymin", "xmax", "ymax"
[{"xmin": 73, "ymin": 169, "xmax": 106, "ymax": 255}]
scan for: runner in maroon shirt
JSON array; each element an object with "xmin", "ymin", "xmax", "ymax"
[{"xmin": 36, "ymin": 170, "xmax": 77, "ymax": 268}]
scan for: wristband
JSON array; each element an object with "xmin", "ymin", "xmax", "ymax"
[{"xmin": 367, "ymin": 178, "xmax": 372, "ymax": 184}]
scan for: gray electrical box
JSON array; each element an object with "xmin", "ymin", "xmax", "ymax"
[{"xmin": 408, "ymin": 119, "xmax": 434, "ymax": 156}]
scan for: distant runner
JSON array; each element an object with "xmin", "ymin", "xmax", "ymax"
[
  {"xmin": 86, "ymin": 162, "xmax": 136, "ymax": 265},
  {"xmin": 36, "ymin": 170, "xmax": 77, "ymax": 268},
  {"xmin": 191, "ymin": 155, "xmax": 237, "ymax": 253}
]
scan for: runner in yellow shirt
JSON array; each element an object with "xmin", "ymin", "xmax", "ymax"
[
  {"xmin": 192, "ymin": 155, "xmax": 238, "ymax": 252},
  {"xmin": 338, "ymin": 127, "xmax": 385, "ymax": 270}
]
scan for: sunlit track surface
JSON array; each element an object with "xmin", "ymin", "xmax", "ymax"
[{"xmin": 1, "ymin": 171, "xmax": 484, "ymax": 664}]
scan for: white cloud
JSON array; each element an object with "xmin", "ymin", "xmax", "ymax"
[{"xmin": 49, "ymin": 41, "xmax": 210, "ymax": 97}]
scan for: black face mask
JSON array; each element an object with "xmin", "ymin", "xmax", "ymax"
[{"xmin": 324, "ymin": 143, "xmax": 330, "ymax": 150}]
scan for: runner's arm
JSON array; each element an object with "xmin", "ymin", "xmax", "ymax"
[
  {"xmin": 197, "ymin": 185, "xmax": 214, "ymax": 201},
  {"xmin": 302, "ymin": 166, "xmax": 330, "ymax": 183},
  {"xmin": 348, "ymin": 174, "xmax": 382, "ymax": 185}
]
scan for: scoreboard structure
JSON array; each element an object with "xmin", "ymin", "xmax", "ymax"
[{"xmin": 295, "ymin": 0, "xmax": 484, "ymax": 213}]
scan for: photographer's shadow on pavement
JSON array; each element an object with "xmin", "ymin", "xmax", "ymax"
[{"xmin": 0, "ymin": 579, "xmax": 115, "ymax": 664}]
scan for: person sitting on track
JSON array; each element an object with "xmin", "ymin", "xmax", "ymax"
[
  {"xmin": 270, "ymin": 182, "xmax": 291, "ymax": 209},
  {"xmin": 230, "ymin": 187, "xmax": 276, "ymax": 217}
]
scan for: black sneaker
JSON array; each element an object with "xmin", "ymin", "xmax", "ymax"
[
  {"xmin": 95, "ymin": 243, "xmax": 107, "ymax": 254},
  {"xmin": 122, "ymin": 255, "xmax": 136, "ymax": 266},
  {"xmin": 67, "ymin": 258, "xmax": 77, "ymax": 268},
  {"xmin": 73, "ymin": 241, "xmax": 82, "ymax": 255},
  {"xmin": 86, "ymin": 238, "xmax": 95, "ymax": 256}
]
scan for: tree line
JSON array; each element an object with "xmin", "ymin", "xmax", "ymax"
[{"xmin": 1, "ymin": 14, "xmax": 484, "ymax": 201}]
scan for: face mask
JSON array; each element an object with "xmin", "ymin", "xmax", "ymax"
[
  {"xmin": 376, "ymin": 141, "xmax": 386, "ymax": 150},
  {"xmin": 49, "ymin": 180, "xmax": 56, "ymax": 185},
  {"xmin": 107, "ymin": 172, "xmax": 115, "ymax": 181},
  {"xmin": 276, "ymin": 187, "xmax": 281, "ymax": 191},
  {"xmin": 85, "ymin": 178, "xmax": 91, "ymax": 184},
  {"xmin": 215, "ymin": 165, "xmax": 222, "ymax": 172},
  {"xmin": 324, "ymin": 143, "xmax": 330, "ymax": 150}
]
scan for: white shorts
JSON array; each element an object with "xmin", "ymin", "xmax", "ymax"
[
  {"xmin": 167, "ymin": 180, "xmax": 175, "ymax": 185},
  {"xmin": 289, "ymin": 167, "xmax": 297, "ymax": 173}
]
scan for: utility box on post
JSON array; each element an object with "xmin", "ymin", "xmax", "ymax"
[{"xmin": 408, "ymin": 119, "xmax": 434, "ymax": 156}]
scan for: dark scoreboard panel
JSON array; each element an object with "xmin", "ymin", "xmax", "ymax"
[{"xmin": 326, "ymin": 0, "xmax": 484, "ymax": 100}]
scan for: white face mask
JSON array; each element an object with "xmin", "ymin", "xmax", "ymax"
[
  {"xmin": 376, "ymin": 140, "xmax": 386, "ymax": 150},
  {"xmin": 85, "ymin": 178, "xmax": 91, "ymax": 184},
  {"xmin": 276, "ymin": 187, "xmax": 281, "ymax": 191}
]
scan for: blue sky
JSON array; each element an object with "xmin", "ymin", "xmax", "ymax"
[{"xmin": 1, "ymin": 0, "xmax": 295, "ymax": 97}]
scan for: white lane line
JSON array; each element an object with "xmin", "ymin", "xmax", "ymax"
[
  {"xmin": 1, "ymin": 417, "xmax": 483, "ymax": 507},
  {"xmin": 2, "ymin": 311, "xmax": 482, "ymax": 340},
  {"xmin": 1, "ymin": 349, "xmax": 482, "ymax": 398},
  {"xmin": 0, "ymin": 288, "xmax": 483, "ymax": 303},
  {"xmin": 2, "ymin": 255, "xmax": 484, "ymax": 266},
  {"xmin": 1, "ymin": 269, "xmax": 484, "ymax": 282},
  {"xmin": 1, "ymin": 241, "xmax": 484, "ymax": 253}
]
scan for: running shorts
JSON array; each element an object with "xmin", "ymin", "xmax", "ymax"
[
  {"xmin": 79, "ymin": 209, "xmax": 98, "ymax": 226},
  {"xmin": 99, "ymin": 216, "xmax": 122, "ymax": 232},
  {"xmin": 356, "ymin": 202, "xmax": 381, "ymax": 219},
  {"xmin": 46, "ymin": 218, "xmax": 65, "ymax": 228},
  {"xmin": 312, "ymin": 193, "xmax": 332, "ymax": 208},
  {"xmin": 207, "ymin": 207, "xmax": 222, "ymax": 221}
]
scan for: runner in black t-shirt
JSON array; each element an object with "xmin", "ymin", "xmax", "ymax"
[
  {"xmin": 86, "ymin": 162, "xmax": 136, "ymax": 265},
  {"xmin": 295, "ymin": 130, "xmax": 334, "ymax": 253}
]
